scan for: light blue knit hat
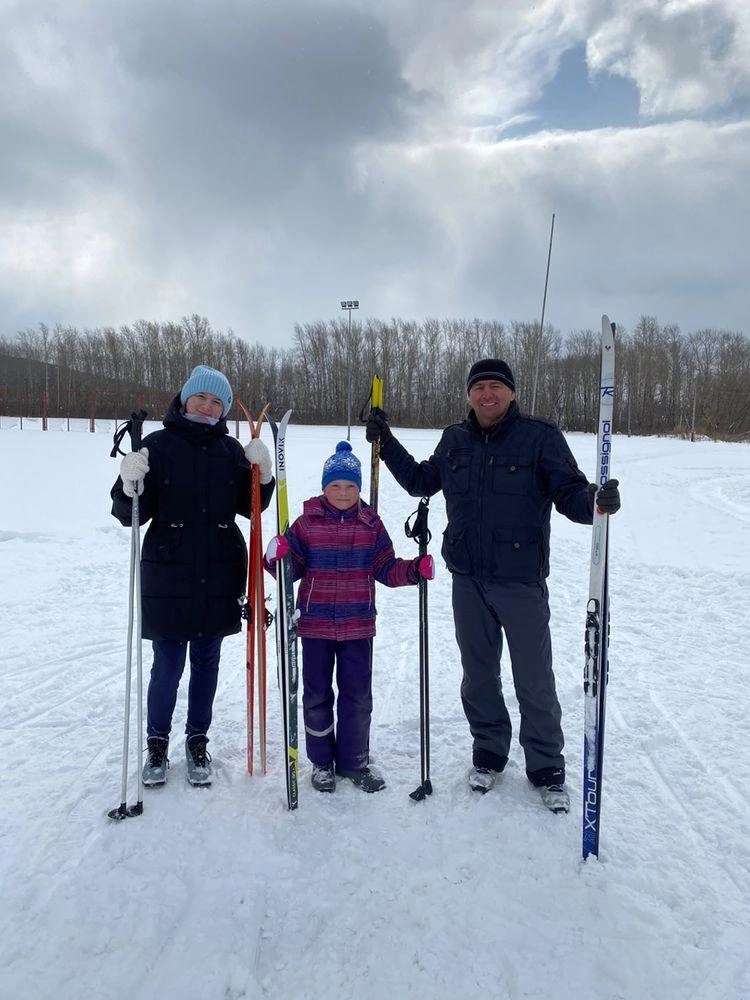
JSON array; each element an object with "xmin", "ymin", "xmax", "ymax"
[
  {"xmin": 180, "ymin": 365, "xmax": 233, "ymax": 416},
  {"xmin": 322, "ymin": 441, "xmax": 362, "ymax": 490}
]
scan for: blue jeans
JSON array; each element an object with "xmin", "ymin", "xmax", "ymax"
[{"xmin": 146, "ymin": 636, "xmax": 223, "ymax": 740}]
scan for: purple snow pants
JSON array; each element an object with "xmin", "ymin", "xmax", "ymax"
[{"xmin": 300, "ymin": 637, "xmax": 373, "ymax": 771}]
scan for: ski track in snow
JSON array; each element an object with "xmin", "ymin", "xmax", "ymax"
[{"xmin": 1, "ymin": 424, "xmax": 749, "ymax": 1000}]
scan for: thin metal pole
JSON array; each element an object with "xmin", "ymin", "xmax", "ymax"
[
  {"xmin": 530, "ymin": 212, "xmax": 555, "ymax": 416},
  {"xmin": 115, "ymin": 501, "xmax": 137, "ymax": 814},
  {"xmin": 346, "ymin": 307, "xmax": 352, "ymax": 441},
  {"xmin": 690, "ymin": 370, "xmax": 697, "ymax": 442},
  {"xmin": 133, "ymin": 489, "xmax": 144, "ymax": 811}
]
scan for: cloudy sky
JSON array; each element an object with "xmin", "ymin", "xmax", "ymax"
[{"xmin": 1, "ymin": 0, "xmax": 748, "ymax": 345}]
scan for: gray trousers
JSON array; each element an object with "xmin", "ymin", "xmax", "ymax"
[{"xmin": 452, "ymin": 573, "xmax": 564, "ymax": 774}]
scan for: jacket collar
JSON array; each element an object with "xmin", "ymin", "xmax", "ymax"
[
  {"xmin": 304, "ymin": 495, "xmax": 378, "ymax": 526},
  {"xmin": 163, "ymin": 394, "xmax": 229, "ymax": 439}
]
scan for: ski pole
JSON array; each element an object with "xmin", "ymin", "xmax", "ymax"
[
  {"xmin": 405, "ymin": 497, "xmax": 432, "ymax": 801},
  {"xmin": 237, "ymin": 401, "xmax": 271, "ymax": 775},
  {"xmin": 109, "ymin": 410, "xmax": 147, "ymax": 821},
  {"xmin": 359, "ymin": 375, "xmax": 383, "ymax": 512}
]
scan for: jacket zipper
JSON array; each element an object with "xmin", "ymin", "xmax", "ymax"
[
  {"xmin": 478, "ymin": 433, "xmax": 488, "ymax": 578},
  {"xmin": 306, "ymin": 577, "xmax": 315, "ymax": 612}
]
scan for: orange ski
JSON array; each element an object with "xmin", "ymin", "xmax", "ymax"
[{"xmin": 238, "ymin": 401, "xmax": 270, "ymax": 775}]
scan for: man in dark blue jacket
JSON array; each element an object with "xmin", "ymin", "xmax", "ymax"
[{"xmin": 367, "ymin": 359, "xmax": 620, "ymax": 812}]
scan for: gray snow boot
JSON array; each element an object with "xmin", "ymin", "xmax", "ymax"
[
  {"xmin": 539, "ymin": 783, "xmax": 570, "ymax": 814},
  {"xmin": 311, "ymin": 763, "xmax": 336, "ymax": 793},
  {"xmin": 527, "ymin": 766, "xmax": 569, "ymax": 814},
  {"xmin": 185, "ymin": 734, "xmax": 212, "ymax": 786},
  {"xmin": 142, "ymin": 737, "xmax": 169, "ymax": 786},
  {"xmin": 468, "ymin": 766, "xmax": 500, "ymax": 794},
  {"xmin": 336, "ymin": 764, "xmax": 386, "ymax": 793}
]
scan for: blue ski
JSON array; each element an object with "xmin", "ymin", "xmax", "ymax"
[{"xmin": 582, "ymin": 316, "xmax": 615, "ymax": 860}]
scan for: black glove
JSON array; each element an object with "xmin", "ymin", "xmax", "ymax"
[
  {"xmin": 366, "ymin": 406, "xmax": 392, "ymax": 444},
  {"xmin": 595, "ymin": 478, "xmax": 621, "ymax": 515}
]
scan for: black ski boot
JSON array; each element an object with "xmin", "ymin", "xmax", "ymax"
[
  {"xmin": 142, "ymin": 737, "xmax": 169, "ymax": 786},
  {"xmin": 186, "ymin": 734, "xmax": 212, "ymax": 786},
  {"xmin": 336, "ymin": 764, "xmax": 386, "ymax": 793},
  {"xmin": 311, "ymin": 763, "xmax": 336, "ymax": 793}
]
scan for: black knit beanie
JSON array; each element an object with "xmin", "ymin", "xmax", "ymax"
[{"xmin": 466, "ymin": 359, "xmax": 516, "ymax": 393}]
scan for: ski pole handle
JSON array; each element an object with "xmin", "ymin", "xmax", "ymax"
[
  {"xmin": 404, "ymin": 497, "xmax": 432, "ymax": 557},
  {"xmin": 128, "ymin": 410, "xmax": 147, "ymax": 451},
  {"xmin": 111, "ymin": 409, "xmax": 148, "ymax": 457}
]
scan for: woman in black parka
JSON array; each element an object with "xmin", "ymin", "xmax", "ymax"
[{"xmin": 111, "ymin": 365, "xmax": 274, "ymax": 787}]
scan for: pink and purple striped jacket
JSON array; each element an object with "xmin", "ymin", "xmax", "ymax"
[{"xmin": 264, "ymin": 495, "xmax": 419, "ymax": 641}]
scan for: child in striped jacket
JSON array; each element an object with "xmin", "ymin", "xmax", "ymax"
[{"xmin": 265, "ymin": 440, "xmax": 434, "ymax": 793}]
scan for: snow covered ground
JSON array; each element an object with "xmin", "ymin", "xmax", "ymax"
[{"xmin": 1, "ymin": 418, "xmax": 749, "ymax": 1000}]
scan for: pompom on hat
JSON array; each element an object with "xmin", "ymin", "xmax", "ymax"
[
  {"xmin": 322, "ymin": 441, "xmax": 362, "ymax": 490},
  {"xmin": 180, "ymin": 365, "xmax": 233, "ymax": 416}
]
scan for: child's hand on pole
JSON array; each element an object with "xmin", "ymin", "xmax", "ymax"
[
  {"xmin": 417, "ymin": 555, "xmax": 434, "ymax": 580},
  {"xmin": 265, "ymin": 535, "xmax": 290, "ymax": 562}
]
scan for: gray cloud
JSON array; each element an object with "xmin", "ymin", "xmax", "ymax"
[{"xmin": 0, "ymin": 0, "xmax": 747, "ymax": 344}]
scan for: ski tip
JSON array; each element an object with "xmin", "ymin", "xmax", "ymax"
[{"xmin": 601, "ymin": 315, "xmax": 616, "ymax": 337}]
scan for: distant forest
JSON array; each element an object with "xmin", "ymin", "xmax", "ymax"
[{"xmin": 1, "ymin": 314, "xmax": 748, "ymax": 440}]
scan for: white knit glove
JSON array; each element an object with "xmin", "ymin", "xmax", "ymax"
[
  {"xmin": 244, "ymin": 439, "xmax": 273, "ymax": 484},
  {"xmin": 120, "ymin": 448, "xmax": 149, "ymax": 497}
]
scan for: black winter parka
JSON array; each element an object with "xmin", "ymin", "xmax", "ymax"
[
  {"xmin": 380, "ymin": 402, "xmax": 594, "ymax": 583},
  {"xmin": 111, "ymin": 397, "xmax": 275, "ymax": 641}
]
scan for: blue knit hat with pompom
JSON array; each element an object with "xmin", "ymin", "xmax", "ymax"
[{"xmin": 322, "ymin": 441, "xmax": 362, "ymax": 490}]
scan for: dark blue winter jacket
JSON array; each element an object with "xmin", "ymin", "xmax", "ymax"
[
  {"xmin": 111, "ymin": 396, "xmax": 274, "ymax": 641},
  {"xmin": 380, "ymin": 402, "xmax": 594, "ymax": 583}
]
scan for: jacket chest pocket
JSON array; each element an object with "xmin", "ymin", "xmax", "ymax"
[
  {"xmin": 490, "ymin": 456, "xmax": 532, "ymax": 495},
  {"xmin": 491, "ymin": 527, "xmax": 542, "ymax": 580},
  {"xmin": 443, "ymin": 448, "xmax": 472, "ymax": 495}
]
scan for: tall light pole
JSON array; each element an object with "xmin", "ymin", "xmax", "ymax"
[
  {"xmin": 530, "ymin": 212, "xmax": 555, "ymax": 417},
  {"xmin": 341, "ymin": 299, "xmax": 359, "ymax": 440}
]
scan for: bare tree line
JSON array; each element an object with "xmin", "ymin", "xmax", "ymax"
[{"xmin": 1, "ymin": 314, "xmax": 748, "ymax": 439}]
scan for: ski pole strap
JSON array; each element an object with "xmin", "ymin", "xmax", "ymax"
[
  {"xmin": 404, "ymin": 497, "xmax": 431, "ymax": 552},
  {"xmin": 111, "ymin": 409, "xmax": 148, "ymax": 457},
  {"xmin": 358, "ymin": 374, "xmax": 384, "ymax": 423},
  {"xmin": 358, "ymin": 388, "xmax": 373, "ymax": 423}
]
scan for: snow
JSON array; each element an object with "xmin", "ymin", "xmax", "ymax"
[{"xmin": 2, "ymin": 419, "xmax": 749, "ymax": 1000}]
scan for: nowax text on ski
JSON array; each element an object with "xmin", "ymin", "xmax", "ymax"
[
  {"xmin": 108, "ymin": 410, "xmax": 148, "ymax": 821},
  {"xmin": 582, "ymin": 316, "xmax": 615, "ymax": 860},
  {"xmin": 237, "ymin": 402, "xmax": 271, "ymax": 777},
  {"xmin": 269, "ymin": 410, "xmax": 299, "ymax": 810}
]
